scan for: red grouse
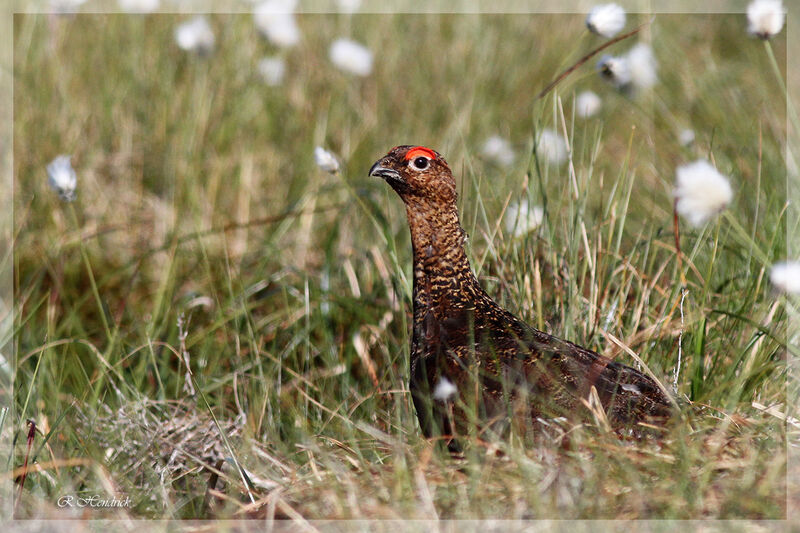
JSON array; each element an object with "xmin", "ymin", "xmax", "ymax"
[{"xmin": 369, "ymin": 145, "xmax": 673, "ymax": 448}]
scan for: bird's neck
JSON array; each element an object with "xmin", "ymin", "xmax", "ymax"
[{"xmin": 404, "ymin": 200, "xmax": 483, "ymax": 315}]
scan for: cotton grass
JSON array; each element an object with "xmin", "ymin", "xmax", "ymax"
[
  {"xmin": 673, "ymin": 160, "xmax": 733, "ymax": 227},
  {"xmin": 585, "ymin": 3, "xmax": 626, "ymax": 38},
  {"xmin": 747, "ymin": 0, "xmax": 785, "ymax": 39},
  {"xmin": 329, "ymin": 38, "xmax": 373, "ymax": 77},
  {"xmin": 47, "ymin": 155, "xmax": 77, "ymax": 202}
]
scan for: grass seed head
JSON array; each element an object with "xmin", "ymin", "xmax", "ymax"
[
  {"xmin": 505, "ymin": 199, "xmax": 544, "ymax": 238},
  {"xmin": 329, "ymin": 38, "xmax": 374, "ymax": 77},
  {"xmin": 769, "ymin": 261, "xmax": 800, "ymax": 294},
  {"xmin": 626, "ymin": 43, "xmax": 658, "ymax": 90},
  {"xmin": 254, "ymin": 0, "xmax": 301, "ymax": 48},
  {"xmin": 576, "ymin": 90, "xmax": 602, "ymax": 118},
  {"xmin": 747, "ymin": 0, "xmax": 785, "ymax": 40},
  {"xmin": 46, "ymin": 155, "xmax": 77, "ymax": 202},
  {"xmin": 586, "ymin": 3, "xmax": 627, "ymax": 38},
  {"xmin": 674, "ymin": 159, "xmax": 734, "ymax": 227},
  {"xmin": 257, "ymin": 56, "xmax": 286, "ymax": 86},
  {"xmin": 536, "ymin": 128, "xmax": 568, "ymax": 166},
  {"xmin": 481, "ymin": 135, "xmax": 516, "ymax": 167},
  {"xmin": 174, "ymin": 16, "xmax": 215, "ymax": 55},
  {"xmin": 315, "ymin": 147, "xmax": 340, "ymax": 174}
]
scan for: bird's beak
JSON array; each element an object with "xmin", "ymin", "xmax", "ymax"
[{"xmin": 369, "ymin": 160, "xmax": 402, "ymax": 182}]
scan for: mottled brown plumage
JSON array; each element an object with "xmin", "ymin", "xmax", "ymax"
[{"xmin": 369, "ymin": 145, "xmax": 673, "ymax": 448}]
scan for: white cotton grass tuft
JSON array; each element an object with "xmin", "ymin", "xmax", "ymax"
[
  {"xmin": 536, "ymin": 128, "xmax": 568, "ymax": 166},
  {"xmin": 626, "ymin": 43, "xmax": 658, "ymax": 90},
  {"xmin": 480, "ymin": 135, "xmax": 516, "ymax": 167},
  {"xmin": 770, "ymin": 261, "xmax": 800, "ymax": 294},
  {"xmin": 433, "ymin": 377, "xmax": 458, "ymax": 401},
  {"xmin": 118, "ymin": 0, "xmax": 159, "ymax": 13},
  {"xmin": 673, "ymin": 160, "xmax": 733, "ymax": 227},
  {"xmin": 678, "ymin": 129, "xmax": 696, "ymax": 147},
  {"xmin": 47, "ymin": 155, "xmax": 77, "ymax": 202},
  {"xmin": 50, "ymin": 0, "xmax": 86, "ymax": 13},
  {"xmin": 257, "ymin": 56, "xmax": 286, "ymax": 86},
  {"xmin": 585, "ymin": 3, "xmax": 626, "ymax": 38},
  {"xmin": 505, "ymin": 199, "xmax": 544, "ymax": 238},
  {"xmin": 747, "ymin": 0, "xmax": 785, "ymax": 39},
  {"xmin": 336, "ymin": 0, "xmax": 361, "ymax": 13},
  {"xmin": 597, "ymin": 54, "xmax": 631, "ymax": 88},
  {"xmin": 597, "ymin": 44, "xmax": 657, "ymax": 91},
  {"xmin": 174, "ymin": 16, "xmax": 215, "ymax": 55},
  {"xmin": 329, "ymin": 38, "xmax": 374, "ymax": 77},
  {"xmin": 575, "ymin": 90, "xmax": 602, "ymax": 118},
  {"xmin": 314, "ymin": 147, "xmax": 340, "ymax": 174},
  {"xmin": 254, "ymin": 0, "xmax": 301, "ymax": 48}
]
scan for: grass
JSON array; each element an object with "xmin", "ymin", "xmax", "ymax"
[{"xmin": 9, "ymin": 10, "xmax": 796, "ymax": 523}]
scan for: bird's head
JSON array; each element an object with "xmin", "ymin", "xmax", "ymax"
[{"xmin": 369, "ymin": 145, "xmax": 456, "ymax": 205}]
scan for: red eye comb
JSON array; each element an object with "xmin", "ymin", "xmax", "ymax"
[{"xmin": 404, "ymin": 146, "xmax": 437, "ymax": 161}]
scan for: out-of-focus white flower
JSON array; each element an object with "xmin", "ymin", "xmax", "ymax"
[
  {"xmin": 586, "ymin": 3, "xmax": 626, "ymax": 38},
  {"xmin": 175, "ymin": 16, "xmax": 215, "ymax": 55},
  {"xmin": 47, "ymin": 155, "xmax": 77, "ymax": 202},
  {"xmin": 433, "ymin": 377, "xmax": 457, "ymax": 401},
  {"xmin": 770, "ymin": 260, "xmax": 800, "ymax": 294},
  {"xmin": 254, "ymin": 0, "xmax": 301, "ymax": 48},
  {"xmin": 257, "ymin": 56, "xmax": 286, "ymax": 86},
  {"xmin": 50, "ymin": 0, "xmax": 86, "ymax": 13},
  {"xmin": 576, "ymin": 90, "xmax": 602, "ymax": 118},
  {"xmin": 336, "ymin": 0, "xmax": 361, "ymax": 13},
  {"xmin": 314, "ymin": 147, "xmax": 340, "ymax": 174},
  {"xmin": 673, "ymin": 160, "xmax": 733, "ymax": 227},
  {"xmin": 329, "ymin": 38, "xmax": 373, "ymax": 77},
  {"xmin": 679, "ymin": 129, "xmax": 695, "ymax": 146},
  {"xmin": 118, "ymin": 0, "xmax": 159, "ymax": 13},
  {"xmin": 536, "ymin": 128, "xmax": 568, "ymax": 165},
  {"xmin": 747, "ymin": 0, "xmax": 785, "ymax": 39},
  {"xmin": 626, "ymin": 43, "xmax": 658, "ymax": 90},
  {"xmin": 505, "ymin": 199, "xmax": 544, "ymax": 238},
  {"xmin": 597, "ymin": 54, "xmax": 631, "ymax": 88},
  {"xmin": 598, "ymin": 44, "xmax": 657, "ymax": 91},
  {"xmin": 480, "ymin": 135, "xmax": 515, "ymax": 167}
]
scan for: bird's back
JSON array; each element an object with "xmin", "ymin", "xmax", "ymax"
[{"xmin": 410, "ymin": 285, "xmax": 673, "ymax": 443}]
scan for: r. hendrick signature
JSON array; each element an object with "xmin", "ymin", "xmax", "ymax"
[{"xmin": 57, "ymin": 495, "xmax": 132, "ymax": 509}]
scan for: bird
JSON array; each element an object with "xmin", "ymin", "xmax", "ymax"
[{"xmin": 369, "ymin": 145, "xmax": 674, "ymax": 450}]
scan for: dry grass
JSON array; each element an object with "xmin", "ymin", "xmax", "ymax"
[{"xmin": 9, "ymin": 9, "xmax": 796, "ymax": 525}]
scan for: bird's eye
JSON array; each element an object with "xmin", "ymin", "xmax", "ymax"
[{"xmin": 410, "ymin": 156, "xmax": 430, "ymax": 171}]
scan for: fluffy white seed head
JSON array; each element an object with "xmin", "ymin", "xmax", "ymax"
[
  {"xmin": 118, "ymin": 0, "xmax": 159, "ymax": 13},
  {"xmin": 314, "ymin": 147, "xmax": 340, "ymax": 174},
  {"xmin": 329, "ymin": 38, "xmax": 373, "ymax": 77},
  {"xmin": 674, "ymin": 160, "xmax": 733, "ymax": 227},
  {"xmin": 678, "ymin": 128, "xmax": 696, "ymax": 147},
  {"xmin": 257, "ymin": 56, "xmax": 286, "ymax": 86},
  {"xmin": 576, "ymin": 90, "xmax": 602, "ymax": 118},
  {"xmin": 50, "ymin": 0, "xmax": 86, "ymax": 13},
  {"xmin": 433, "ymin": 377, "xmax": 457, "ymax": 401},
  {"xmin": 47, "ymin": 155, "xmax": 77, "ymax": 202},
  {"xmin": 770, "ymin": 261, "xmax": 800, "ymax": 294},
  {"xmin": 586, "ymin": 3, "xmax": 626, "ymax": 38},
  {"xmin": 175, "ymin": 16, "xmax": 215, "ymax": 55},
  {"xmin": 254, "ymin": 0, "xmax": 301, "ymax": 48},
  {"xmin": 597, "ymin": 54, "xmax": 631, "ymax": 88},
  {"xmin": 747, "ymin": 0, "xmax": 785, "ymax": 39},
  {"xmin": 336, "ymin": 0, "xmax": 361, "ymax": 13},
  {"xmin": 481, "ymin": 135, "xmax": 516, "ymax": 167},
  {"xmin": 536, "ymin": 128, "xmax": 568, "ymax": 166},
  {"xmin": 626, "ymin": 43, "xmax": 658, "ymax": 90},
  {"xmin": 505, "ymin": 199, "xmax": 544, "ymax": 238}
]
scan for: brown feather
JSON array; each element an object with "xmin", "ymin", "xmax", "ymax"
[{"xmin": 370, "ymin": 145, "xmax": 673, "ymax": 448}]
